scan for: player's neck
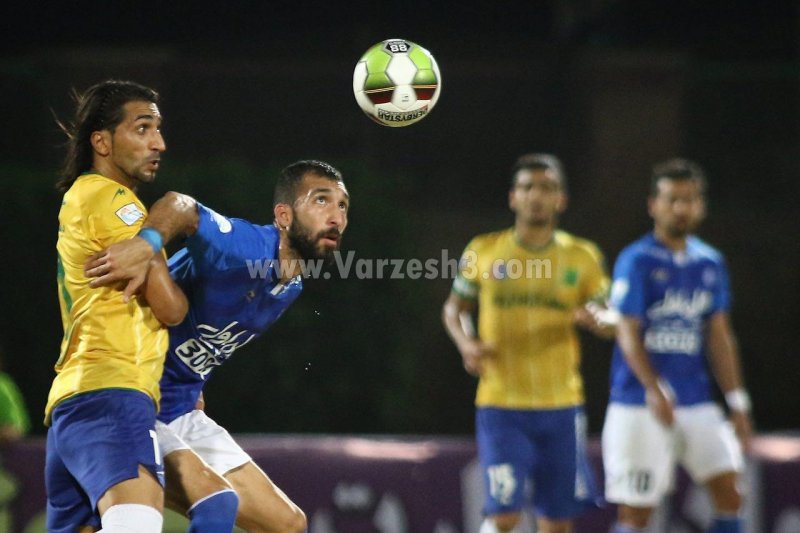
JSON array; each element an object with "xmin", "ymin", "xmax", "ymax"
[
  {"xmin": 653, "ymin": 227, "xmax": 688, "ymax": 251},
  {"xmin": 90, "ymin": 163, "xmax": 137, "ymax": 192},
  {"xmin": 276, "ymin": 235, "xmax": 303, "ymax": 281},
  {"xmin": 514, "ymin": 220, "xmax": 555, "ymax": 249}
]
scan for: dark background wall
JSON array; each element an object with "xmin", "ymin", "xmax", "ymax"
[{"xmin": 1, "ymin": 1, "xmax": 798, "ymax": 436}]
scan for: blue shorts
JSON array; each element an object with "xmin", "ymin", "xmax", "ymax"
[
  {"xmin": 476, "ymin": 405, "xmax": 601, "ymax": 520},
  {"xmin": 45, "ymin": 389, "xmax": 165, "ymax": 533}
]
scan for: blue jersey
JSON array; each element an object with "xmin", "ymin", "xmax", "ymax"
[
  {"xmin": 158, "ymin": 204, "xmax": 303, "ymax": 423},
  {"xmin": 608, "ymin": 233, "xmax": 730, "ymax": 406}
]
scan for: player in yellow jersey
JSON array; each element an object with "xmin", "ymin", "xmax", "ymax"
[
  {"xmin": 46, "ymin": 80, "xmax": 191, "ymax": 533},
  {"xmin": 443, "ymin": 153, "xmax": 614, "ymax": 533}
]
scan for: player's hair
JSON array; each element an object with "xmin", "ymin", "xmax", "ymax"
[
  {"xmin": 510, "ymin": 153, "xmax": 567, "ymax": 192},
  {"xmin": 56, "ymin": 80, "xmax": 161, "ymax": 192},
  {"xmin": 650, "ymin": 158, "xmax": 708, "ymax": 197},
  {"xmin": 273, "ymin": 160, "xmax": 343, "ymax": 207}
]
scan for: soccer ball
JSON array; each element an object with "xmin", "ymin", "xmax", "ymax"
[{"xmin": 352, "ymin": 38, "xmax": 441, "ymax": 127}]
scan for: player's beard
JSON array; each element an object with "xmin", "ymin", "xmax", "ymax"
[
  {"xmin": 663, "ymin": 217, "xmax": 697, "ymax": 239},
  {"xmin": 288, "ymin": 219, "xmax": 340, "ymax": 265}
]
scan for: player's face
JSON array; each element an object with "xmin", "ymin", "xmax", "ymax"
[
  {"xmin": 109, "ymin": 100, "xmax": 165, "ymax": 186},
  {"xmin": 649, "ymin": 178, "xmax": 705, "ymax": 238},
  {"xmin": 288, "ymin": 175, "xmax": 350, "ymax": 263},
  {"xmin": 509, "ymin": 168, "xmax": 565, "ymax": 226}
]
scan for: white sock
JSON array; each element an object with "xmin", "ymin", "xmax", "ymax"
[
  {"xmin": 98, "ymin": 504, "xmax": 162, "ymax": 532},
  {"xmin": 479, "ymin": 518, "xmax": 501, "ymax": 533}
]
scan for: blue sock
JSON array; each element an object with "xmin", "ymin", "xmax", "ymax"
[
  {"xmin": 709, "ymin": 515, "xmax": 742, "ymax": 533},
  {"xmin": 188, "ymin": 489, "xmax": 239, "ymax": 533},
  {"xmin": 614, "ymin": 524, "xmax": 646, "ymax": 533}
]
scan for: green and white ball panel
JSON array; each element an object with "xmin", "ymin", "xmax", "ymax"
[{"xmin": 353, "ymin": 38, "xmax": 441, "ymax": 127}]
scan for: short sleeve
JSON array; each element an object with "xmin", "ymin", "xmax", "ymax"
[
  {"xmin": 610, "ymin": 250, "xmax": 648, "ymax": 319},
  {"xmin": 710, "ymin": 256, "xmax": 732, "ymax": 313},
  {"xmin": 186, "ymin": 203, "xmax": 273, "ymax": 273},
  {"xmin": 86, "ymin": 194, "xmax": 146, "ymax": 248},
  {"xmin": 581, "ymin": 242, "xmax": 611, "ymax": 304},
  {"xmin": 451, "ymin": 239, "xmax": 480, "ymax": 300}
]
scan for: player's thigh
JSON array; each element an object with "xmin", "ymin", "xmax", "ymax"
[
  {"xmin": 476, "ymin": 407, "xmax": 532, "ymax": 515},
  {"xmin": 678, "ymin": 404, "xmax": 744, "ymax": 486},
  {"xmin": 531, "ymin": 407, "xmax": 598, "ymax": 520},
  {"xmin": 163, "ymin": 449, "xmax": 234, "ymax": 514},
  {"xmin": 48, "ymin": 390, "xmax": 164, "ymax": 528},
  {"xmin": 97, "ymin": 464, "xmax": 164, "ymax": 515},
  {"xmin": 601, "ymin": 403, "xmax": 676, "ymax": 507},
  {"xmin": 46, "ymin": 427, "xmax": 99, "ymax": 532},
  {"xmin": 224, "ymin": 460, "xmax": 306, "ymax": 532}
]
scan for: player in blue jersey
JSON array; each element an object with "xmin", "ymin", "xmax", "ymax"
[
  {"xmin": 601, "ymin": 158, "xmax": 753, "ymax": 533},
  {"xmin": 85, "ymin": 159, "xmax": 349, "ymax": 532}
]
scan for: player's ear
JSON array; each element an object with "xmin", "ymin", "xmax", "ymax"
[
  {"xmin": 273, "ymin": 203, "xmax": 293, "ymax": 231},
  {"xmin": 90, "ymin": 130, "xmax": 111, "ymax": 157},
  {"xmin": 557, "ymin": 191, "xmax": 568, "ymax": 213}
]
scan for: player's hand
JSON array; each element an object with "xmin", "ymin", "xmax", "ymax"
[
  {"xmin": 458, "ymin": 339, "xmax": 495, "ymax": 377},
  {"xmin": 85, "ymin": 236, "xmax": 156, "ymax": 301},
  {"xmin": 574, "ymin": 302, "xmax": 618, "ymax": 339},
  {"xmin": 729, "ymin": 410, "xmax": 753, "ymax": 453},
  {"xmin": 645, "ymin": 381, "xmax": 675, "ymax": 427}
]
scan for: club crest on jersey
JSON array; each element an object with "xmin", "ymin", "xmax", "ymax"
[
  {"xmin": 651, "ymin": 268, "xmax": 670, "ymax": 282},
  {"xmin": 115, "ymin": 203, "xmax": 145, "ymax": 226}
]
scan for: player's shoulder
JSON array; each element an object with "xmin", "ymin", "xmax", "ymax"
[
  {"xmin": 66, "ymin": 174, "xmax": 137, "ymax": 210},
  {"xmin": 616, "ymin": 233, "xmax": 665, "ymax": 269},
  {"xmin": 555, "ymin": 230, "xmax": 604, "ymax": 258},
  {"xmin": 465, "ymin": 227, "xmax": 513, "ymax": 253},
  {"xmin": 687, "ymin": 235, "xmax": 726, "ymax": 264}
]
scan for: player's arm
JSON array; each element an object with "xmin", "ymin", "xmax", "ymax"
[
  {"xmin": 85, "ymin": 192, "xmax": 199, "ymax": 298},
  {"xmin": 706, "ymin": 311, "xmax": 753, "ymax": 450},
  {"xmin": 573, "ymin": 244, "xmax": 617, "ymax": 339},
  {"xmin": 574, "ymin": 301, "xmax": 618, "ymax": 339},
  {"xmin": 617, "ymin": 315, "xmax": 675, "ymax": 426},
  {"xmin": 139, "ymin": 253, "xmax": 189, "ymax": 326},
  {"xmin": 442, "ymin": 292, "xmax": 494, "ymax": 376}
]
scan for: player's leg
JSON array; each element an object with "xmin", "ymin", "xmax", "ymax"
[
  {"xmin": 45, "ymin": 425, "xmax": 100, "ymax": 533},
  {"xmin": 531, "ymin": 407, "xmax": 599, "ymax": 533},
  {"xmin": 48, "ymin": 390, "xmax": 165, "ymax": 533},
  {"xmin": 679, "ymin": 403, "xmax": 745, "ymax": 533},
  {"xmin": 96, "ymin": 465, "xmax": 164, "ymax": 532},
  {"xmin": 224, "ymin": 460, "xmax": 307, "ymax": 533},
  {"xmin": 171, "ymin": 409, "xmax": 305, "ymax": 533},
  {"xmin": 158, "ymin": 419, "xmax": 239, "ymax": 532},
  {"xmin": 602, "ymin": 403, "xmax": 676, "ymax": 532},
  {"xmin": 476, "ymin": 407, "xmax": 532, "ymax": 533}
]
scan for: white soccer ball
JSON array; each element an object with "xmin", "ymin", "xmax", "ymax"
[{"xmin": 353, "ymin": 38, "xmax": 442, "ymax": 127}]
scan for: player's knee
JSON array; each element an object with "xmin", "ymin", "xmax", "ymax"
[
  {"xmin": 712, "ymin": 487, "xmax": 742, "ymax": 513},
  {"xmin": 707, "ymin": 473, "xmax": 743, "ymax": 513},
  {"xmin": 98, "ymin": 503, "xmax": 162, "ymax": 532},
  {"xmin": 188, "ymin": 489, "xmax": 239, "ymax": 532},
  {"xmin": 492, "ymin": 511, "xmax": 523, "ymax": 532},
  {"xmin": 278, "ymin": 506, "xmax": 307, "ymax": 533},
  {"xmin": 617, "ymin": 505, "xmax": 653, "ymax": 529}
]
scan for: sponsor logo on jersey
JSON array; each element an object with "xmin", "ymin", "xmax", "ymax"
[
  {"xmin": 647, "ymin": 289, "xmax": 712, "ymax": 320},
  {"xmin": 174, "ymin": 321, "xmax": 255, "ymax": 377},
  {"xmin": 115, "ymin": 203, "xmax": 145, "ymax": 226}
]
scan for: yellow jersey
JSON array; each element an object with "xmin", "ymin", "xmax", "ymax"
[
  {"xmin": 46, "ymin": 174, "xmax": 168, "ymax": 423},
  {"xmin": 452, "ymin": 228, "xmax": 609, "ymax": 409}
]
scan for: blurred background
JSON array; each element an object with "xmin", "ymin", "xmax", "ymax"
[{"xmin": 1, "ymin": 0, "xmax": 798, "ymax": 440}]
